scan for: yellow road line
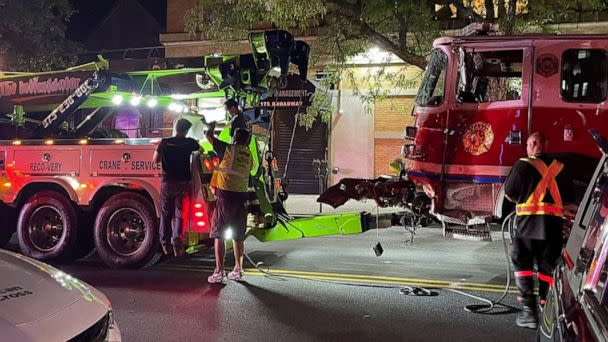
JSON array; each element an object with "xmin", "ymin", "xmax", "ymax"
[{"xmin": 156, "ymin": 265, "xmax": 517, "ymax": 293}]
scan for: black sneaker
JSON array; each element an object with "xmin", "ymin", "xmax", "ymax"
[{"xmin": 516, "ymin": 308, "xmax": 538, "ymax": 329}]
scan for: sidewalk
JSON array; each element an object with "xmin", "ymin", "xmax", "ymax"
[{"xmin": 283, "ymin": 194, "xmax": 404, "ymax": 216}]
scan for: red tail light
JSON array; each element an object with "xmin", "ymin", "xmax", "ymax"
[
  {"xmin": 212, "ymin": 157, "xmax": 219, "ymax": 167},
  {"xmin": 190, "ymin": 201, "xmax": 209, "ymax": 232}
]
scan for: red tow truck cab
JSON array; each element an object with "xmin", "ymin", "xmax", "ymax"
[{"xmin": 405, "ymin": 32, "xmax": 608, "ymax": 233}]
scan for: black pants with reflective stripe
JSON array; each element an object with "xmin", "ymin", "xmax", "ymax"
[{"xmin": 511, "ymin": 236, "xmax": 562, "ymax": 307}]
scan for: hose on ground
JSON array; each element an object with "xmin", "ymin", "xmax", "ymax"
[
  {"xmin": 445, "ymin": 211, "xmax": 516, "ymax": 313},
  {"xmin": 243, "ymin": 211, "xmax": 516, "ymax": 308}
]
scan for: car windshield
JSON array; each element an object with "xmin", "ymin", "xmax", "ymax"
[{"xmin": 415, "ymin": 49, "xmax": 447, "ymax": 107}]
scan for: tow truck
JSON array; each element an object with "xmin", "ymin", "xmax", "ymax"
[
  {"xmin": 0, "ymin": 30, "xmax": 368, "ymax": 268},
  {"xmin": 321, "ymin": 24, "xmax": 606, "ymax": 242}
]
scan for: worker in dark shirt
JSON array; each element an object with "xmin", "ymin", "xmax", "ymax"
[
  {"xmin": 224, "ymin": 98, "xmax": 250, "ymax": 137},
  {"xmin": 153, "ymin": 119, "xmax": 201, "ymax": 256},
  {"xmin": 504, "ymin": 132, "xmax": 576, "ymax": 329}
]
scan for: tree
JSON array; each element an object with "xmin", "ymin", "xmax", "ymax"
[
  {"xmin": 185, "ymin": 0, "xmax": 608, "ymax": 126},
  {"xmin": 0, "ymin": 0, "xmax": 80, "ymax": 71}
]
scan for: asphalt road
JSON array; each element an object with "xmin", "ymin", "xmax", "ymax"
[{"xmin": 52, "ymin": 226, "xmax": 536, "ymax": 342}]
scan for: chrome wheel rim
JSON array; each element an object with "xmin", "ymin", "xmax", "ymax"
[
  {"xmin": 106, "ymin": 208, "xmax": 146, "ymax": 256},
  {"xmin": 28, "ymin": 206, "xmax": 65, "ymax": 252}
]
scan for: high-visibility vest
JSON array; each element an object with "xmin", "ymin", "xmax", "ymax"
[
  {"xmin": 210, "ymin": 144, "xmax": 252, "ymax": 192},
  {"xmin": 515, "ymin": 157, "xmax": 564, "ymax": 217}
]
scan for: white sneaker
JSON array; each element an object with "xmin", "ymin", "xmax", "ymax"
[
  {"xmin": 227, "ymin": 269, "xmax": 244, "ymax": 281},
  {"xmin": 207, "ymin": 271, "xmax": 225, "ymax": 284}
]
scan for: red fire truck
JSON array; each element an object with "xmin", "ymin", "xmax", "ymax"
[{"xmin": 321, "ymin": 26, "xmax": 606, "ymax": 241}]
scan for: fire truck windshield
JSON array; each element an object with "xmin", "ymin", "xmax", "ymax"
[{"xmin": 415, "ymin": 49, "xmax": 447, "ymax": 107}]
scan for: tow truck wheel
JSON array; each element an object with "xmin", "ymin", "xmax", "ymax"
[
  {"xmin": 0, "ymin": 204, "xmax": 16, "ymax": 247},
  {"xmin": 17, "ymin": 191, "xmax": 79, "ymax": 261},
  {"xmin": 94, "ymin": 192, "xmax": 159, "ymax": 269}
]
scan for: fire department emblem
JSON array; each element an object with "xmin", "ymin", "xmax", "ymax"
[
  {"xmin": 536, "ymin": 54, "xmax": 559, "ymax": 78},
  {"xmin": 462, "ymin": 122, "xmax": 494, "ymax": 156}
]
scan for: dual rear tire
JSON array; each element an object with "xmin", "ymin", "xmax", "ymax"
[
  {"xmin": 93, "ymin": 192, "xmax": 160, "ymax": 269},
  {"xmin": 15, "ymin": 191, "xmax": 160, "ymax": 268},
  {"xmin": 17, "ymin": 191, "xmax": 79, "ymax": 261}
]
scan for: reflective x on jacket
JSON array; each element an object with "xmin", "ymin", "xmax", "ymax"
[{"xmin": 515, "ymin": 157, "xmax": 564, "ymax": 217}]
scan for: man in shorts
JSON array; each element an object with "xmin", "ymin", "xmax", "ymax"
[{"xmin": 205, "ymin": 121, "xmax": 253, "ymax": 283}]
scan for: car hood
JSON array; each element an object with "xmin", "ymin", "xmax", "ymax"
[{"xmin": 0, "ymin": 249, "xmax": 109, "ymax": 326}]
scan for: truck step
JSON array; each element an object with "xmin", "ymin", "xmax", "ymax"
[{"xmin": 442, "ymin": 223, "xmax": 492, "ymax": 242}]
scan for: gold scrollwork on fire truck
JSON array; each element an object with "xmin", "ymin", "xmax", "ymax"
[{"xmin": 462, "ymin": 122, "xmax": 494, "ymax": 156}]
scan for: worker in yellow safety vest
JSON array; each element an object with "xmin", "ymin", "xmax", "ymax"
[
  {"xmin": 504, "ymin": 132, "xmax": 576, "ymax": 329},
  {"xmin": 204, "ymin": 120, "xmax": 254, "ymax": 283}
]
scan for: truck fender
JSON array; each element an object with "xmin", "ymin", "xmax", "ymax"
[
  {"xmin": 13, "ymin": 178, "xmax": 79, "ymax": 205},
  {"xmin": 89, "ymin": 178, "xmax": 161, "ymax": 217}
]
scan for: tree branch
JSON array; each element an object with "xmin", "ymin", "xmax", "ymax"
[
  {"xmin": 359, "ymin": 22, "xmax": 427, "ymax": 69},
  {"xmin": 394, "ymin": 10, "xmax": 408, "ymax": 51}
]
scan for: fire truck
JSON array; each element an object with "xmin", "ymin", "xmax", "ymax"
[
  {"xmin": 321, "ymin": 25, "xmax": 606, "ymax": 241},
  {"xmin": 0, "ymin": 30, "xmax": 367, "ymax": 268}
]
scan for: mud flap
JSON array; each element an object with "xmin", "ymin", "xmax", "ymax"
[{"xmin": 247, "ymin": 212, "xmax": 364, "ymax": 242}]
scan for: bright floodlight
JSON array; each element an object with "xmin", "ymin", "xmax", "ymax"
[
  {"xmin": 112, "ymin": 94, "xmax": 123, "ymax": 105},
  {"xmin": 129, "ymin": 95, "xmax": 142, "ymax": 106},
  {"xmin": 168, "ymin": 102, "xmax": 179, "ymax": 112},
  {"xmin": 147, "ymin": 98, "xmax": 158, "ymax": 108}
]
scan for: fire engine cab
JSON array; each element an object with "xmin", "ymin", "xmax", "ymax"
[
  {"xmin": 405, "ymin": 28, "xmax": 607, "ymax": 239},
  {"xmin": 321, "ymin": 25, "xmax": 606, "ymax": 241}
]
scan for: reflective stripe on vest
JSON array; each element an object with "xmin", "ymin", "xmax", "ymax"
[
  {"xmin": 515, "ymin": 157, "xmax": 564, "ymax": 217},
  {"xmin": 216, "ymin": 145, "xmax": 250, "ymax": 177},
  {"xmin": 211, "ymin": 144, "xmax": 251, "ymax": 192},
  {"xmin": 217, "ymin": 145, "xmax": 249, "ymax": 177}
]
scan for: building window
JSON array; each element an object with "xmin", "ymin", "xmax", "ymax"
[
  {"xmin": 561, "ymin": 49, "xmax": 608, "ymax": 103},
  {"xmin": 457, "ymin": 49, "xmax": 523, "ymax": 103}
]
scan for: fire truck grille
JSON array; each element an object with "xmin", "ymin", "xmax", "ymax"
[{"xmin": 443, "ymin": 182, "xmax": 499, "ymax": 215}]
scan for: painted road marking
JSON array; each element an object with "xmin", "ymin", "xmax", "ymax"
[{"xmin": 156, "ymin": 264, "xmax": 518, "ymax": 293}]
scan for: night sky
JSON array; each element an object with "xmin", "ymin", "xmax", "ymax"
[{"xmin": 67, "ymin": 0, "xmax": 167, "ymax": 42}]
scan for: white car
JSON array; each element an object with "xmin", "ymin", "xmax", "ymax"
[{"xmin": 0, "ymin": 249, "xmax": 121, "ymax": 341}]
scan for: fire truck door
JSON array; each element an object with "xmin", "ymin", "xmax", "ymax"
[{"xmin": 444, "ymin": 45, "xmax": 531, "ymax": 213}]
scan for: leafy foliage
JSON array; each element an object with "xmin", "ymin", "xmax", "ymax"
[
  {"xmin": 185, "ymin": 0, "xmax": 607, "ymax": 128},
  {"xmin": 0, "ymin": 0, "xmax": 80, "ymax": 71}
]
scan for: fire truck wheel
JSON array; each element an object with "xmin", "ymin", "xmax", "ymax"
[
  {"xmin": 17, "ymin": 191, "xmax": 79, "ymax": 261},
  {"xmin": 94, "ymin": 192, "xmax": 159, "ymax": 269}
]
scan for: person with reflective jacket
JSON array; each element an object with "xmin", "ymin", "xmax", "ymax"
[
  {"xmin": 204, "ymin": 121, "xmax": 254, "ymax": 283},
  {"xmin": 504, "ymin": 132, "xmax": 575, "ymax": 329}
]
